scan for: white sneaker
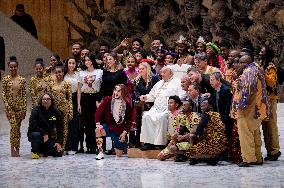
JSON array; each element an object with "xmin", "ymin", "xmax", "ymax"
[
  {"xmin": 69, "ymin": 151, "xmax": 76, "ymax": 155},
  {"xmin": 96, "ymin": 152, "xmax": 104, "ymax": 160}
]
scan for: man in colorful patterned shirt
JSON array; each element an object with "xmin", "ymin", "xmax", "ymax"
[{"xmin": 231, "ymin": 55, "xmax": 271, "ymax": 167}]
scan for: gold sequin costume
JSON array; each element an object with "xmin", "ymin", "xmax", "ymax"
[
  {"xmin": 2, "ymin": 75, "xmax": 27, "ymax": 148},
  {"xmin": 47, "ymin": 80, "xmax": 73, "ymax": 149},
  {"xmin": 29, "ymin": 76, "xmax": 48, "ymax": 108},
  {"xmin": 186, "ymin": 111, "xmax": 227, "ymax": 158}
]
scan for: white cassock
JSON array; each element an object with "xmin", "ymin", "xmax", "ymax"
[
  {"xmin": 167, "ymin": 64, "xmax": 191, "ymax": 79},
  {"xmin": 140, "ymin": 77, "xmax": 183, "ymax": 145}
]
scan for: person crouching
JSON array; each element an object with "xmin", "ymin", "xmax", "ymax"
[
  {"xmin": 95, "ymin": 84, "xmax": 133, "ymax": 160},
  {"xmin": 27, "ymin": 93, "xmax": 64, "ymax": 159}
]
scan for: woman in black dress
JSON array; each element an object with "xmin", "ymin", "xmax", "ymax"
[{"xmin": 100, "ymin": 52, "xmax": 127, "ymax": 100}]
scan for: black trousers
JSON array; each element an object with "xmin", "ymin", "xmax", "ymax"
[
  {"xmin": 29, "ymin": 132, "xmax": 62, "ymax": 157},
  {"xmin": 81, "ymin": 93, "xmax": 98, "ymax": 151},
  {"xmin": 66, "ymin": 93, "xmax": 79, "ymax": 151},
  {"xmin": 129, "ymin": 106, "xmax": 143, "ymax": 147}
]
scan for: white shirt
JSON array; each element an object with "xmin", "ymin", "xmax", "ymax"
[
  {"xmin": 113, "ymin": 99, "xmax": 121, "ymax": 123},
  {"xmin": 64, "ymin": 72, "xmax": 80, "ymax": 93},
  {"xmin": 79, "ymin": 69, "xmax": 103, "ymax": 93}
]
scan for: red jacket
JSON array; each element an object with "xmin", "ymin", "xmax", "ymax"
[{"xmin": 95, "ymin": 96, "xmax": 133, "ymax": 135}]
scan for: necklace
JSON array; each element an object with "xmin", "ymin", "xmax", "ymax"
[{"xmin": 111, "ymin": 98, "xmax": 126, "ymax": 124}]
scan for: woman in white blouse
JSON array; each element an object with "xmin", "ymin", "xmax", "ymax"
[
  {"xmin": 77, "ymin": 54, "xmax": 103, "ymax": 154},
  {"xmin": 64, "ymin": 57, "xmax": 80, "ymax": 155}
]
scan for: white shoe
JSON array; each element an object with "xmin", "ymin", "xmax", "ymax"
[
  {"xmin": 69, "ymin": 151, "xmax": 76, "ymax": 155},
  {"xmin": 96, "ymin": 152, "xmax": 104, "ymax": 160}
]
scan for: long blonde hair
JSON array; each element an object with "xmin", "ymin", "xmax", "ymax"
[{"xmin": 135, "ymin": 62, "xmax": 153, "ymax": 86}]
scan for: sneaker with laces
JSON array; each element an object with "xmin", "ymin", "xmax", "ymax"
[
  {"xmin": 96, "ymin": 152, "xmax": 104, "ymax": 160},
  {"xmin": 32, "ymin": 152, "xmax": 41, "ymax": 159}
]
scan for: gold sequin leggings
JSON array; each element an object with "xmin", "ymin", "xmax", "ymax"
[{"xmin": 8, "ymin": 112, "xmax": 23, "ymax": 148}]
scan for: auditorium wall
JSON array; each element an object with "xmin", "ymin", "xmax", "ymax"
[{"xmin": 0, "ymin": 0, "xmax": 113, "ymax": 58}]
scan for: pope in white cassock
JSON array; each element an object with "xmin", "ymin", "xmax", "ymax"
[{"xmin": 139, "ymin": 67, "xmax": 183, "ymax": 150}]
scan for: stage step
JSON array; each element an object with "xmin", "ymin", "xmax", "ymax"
[{"xmin": 128, "ymin": 148, "xmax": 161, "ymax": 159}]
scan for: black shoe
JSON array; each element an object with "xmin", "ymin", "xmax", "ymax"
[
  {"xmin": 128, "ymin": 142, "xmax": 136, "ymax": 148},
  {"xmin": 238, "ymin": 162, "xmax": 250, "ymax": 167},
  {"xmin": 249, "ymin": 161, "xmax": 263, "ymax": 165},
  {"xmin": 86, "ymin": 149, "xmax": 97, "ymax": 154},
  {"xmin": 207, "ymin": 158, "xmax": 219, "ymax": 166},
  {"xmin": 175, "ymin": 154, "xmax": 187, "ymax": 162},
  {"xmin": 269, "ymin": 151, "xmax": 281, "ymax": 161},
  {"xmin": 264, "ymin": 154, "xmax": 271, "ymax": 161},
  {"xmin": 105, "ymin": 149, "xmax": 116, "ymax": 155},
  {"xmin": 218, "ymin": 155, "xmax": 229, "ymax": 161},
  {"xmin": 76, "ymin": 148, "xmax": 84, "ymax": 154},
  {"xmin": 140, "ymin": 144, "xmax": 155, "ymax": 151},
  {"xmin": 189, "ymin": 159, "xmax": 198, "ymax": 165},
  {"xmin": 249, "ymin": 157, "xmax": 263, "ymax": 165}
]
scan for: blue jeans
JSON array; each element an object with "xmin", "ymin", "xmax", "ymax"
[{"xmin": 103, "ymin": 124, "xmax": 125, "ymax": 150}]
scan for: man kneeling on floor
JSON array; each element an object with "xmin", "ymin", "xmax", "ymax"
[{"xmin": 27, "ymin": 93, "xmax": 63, "ymax": 159}]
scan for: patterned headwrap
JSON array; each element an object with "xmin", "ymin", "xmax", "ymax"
[{"xmin": 206, "ymin": 42, "xmax": 221, "ymax": 54}]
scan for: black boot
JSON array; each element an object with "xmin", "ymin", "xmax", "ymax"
[
  {"xmin": 269, "ymin": 151, "xmax": 281, "ymax": 161},
  {"xmin": 175, "ymin": 154, "xmax": 188, "ymax": 162},
  {"xmin": 206, "ymin": 157, "xmax": 219, "ymax": 166},
  {"xmin": 140, "ymin": 144, "xmax": 155, "ymax": 151},
  {"xmin": 189, "ymin": 158, "xmax": 198, "ymax": 165}
]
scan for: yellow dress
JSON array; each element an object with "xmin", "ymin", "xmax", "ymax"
[
  {"xmin": 29, "ymin": 76, "xmax": 48, "ymax": 108},
  {"xmin": 1, "ymin": 75, "xmax": 27, "ymax": 148},
  {"xmin": 47, "ymin": 80, "xmax": 73, "ymax": 149}
]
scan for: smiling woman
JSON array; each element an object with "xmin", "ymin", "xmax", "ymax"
[
  {"xmin": 1, "ymin": 56, "xmax": 27, "ymax": 157},
  {"xmin": 100, "ymin": 52, "xmax": 127, "ymax": 100},
  {"xmin": 77, "ymin": 54, "xmax": 103, "ymax": 154}
]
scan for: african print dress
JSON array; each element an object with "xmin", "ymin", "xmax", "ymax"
[
  {"xmin": 158, "ymin": 112, "xmax": 201, "ymax": 160},
  {"xmin": 186, "ymin": 111, "xmax": 227, "ymax": 158}
]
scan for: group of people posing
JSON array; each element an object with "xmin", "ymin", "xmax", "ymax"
[{"xmin": 1, "ymin": 35, "xmax": 282, "ymax": 167}]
